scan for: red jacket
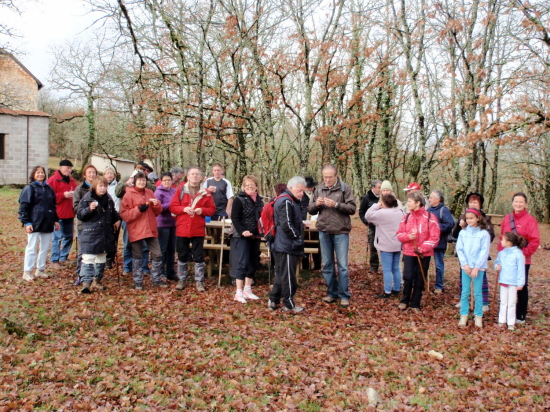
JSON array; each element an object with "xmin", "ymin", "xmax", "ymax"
[
  {"xmin": 498, "ymin": 209, "xmax": 540, "ymax": 265},
  {"xmin": 396, "ymin": 207, "xmax": 440, "ymax": 257},
  {"xmin": 47, "ymin": 170, "xmax": 77, "ymax": 219},
  {"xmin": 120, "ymin": 186, "xmax": 162, "ymax": 242},
  {"xmin": 170, "ymin": 184, "xmax": 216, "ymax": 238}
]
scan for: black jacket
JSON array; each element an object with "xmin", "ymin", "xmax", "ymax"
[
  {"xmin": 76, "ymin": 191, "xmax": 121, "ymax": 255},
  {"xmin": 272, "ymin": 190, "xmax": 304, "ymax": 256},
  {"xmin": 18, "ymin": 181, "xmax": 59, "ymax": 233},
  {"xmin": 231, "ymin": 191, "xmax": 264, "ymax": 237},
  {"xmin": 359, "ymin": 189, "xmax": 380, "ymax": 228}
]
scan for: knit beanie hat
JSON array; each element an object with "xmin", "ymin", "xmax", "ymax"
[{"xmin": 381, "ymin": 180, "xmax": 392, "ymax": 191}]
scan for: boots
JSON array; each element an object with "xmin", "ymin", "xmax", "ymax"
[
  {"xmin": 93, "ymin": 263, "xmax": 107, "ymax": 290},
  {"xmin": 195, "ymin": 262, "xmax": 206, "ymax": 292},
  {"xmin": 474, "ymin": 316, "xmax": 483, "ymax": 328},
  {"xmin": 81, "ymin": 283, "xmax": 92, "ymax": 294},
  {"xmin": 458, "ymin": 315, "xmax": 468, "ymax": 327},
  {"xmin": 176, "ymin": 261, "xmax": 188, "ymax": 290},
  {"xmin": 151, "ymin": 258, "xmax": 167, "ymax": 287},
  {"xmin": 80, "ymin": 263, "xmax": 95, "ymax": 290},
  {"xmin": 34, "ymin": 268, "xmax": 50, "ymax": 279},
  {"xmin": 132, "ymin": 258, "xmax": 143, "ymax": 289},
  {"xmin": 23, "ymin": 270, "xmax": 34, "ymax": 282}
]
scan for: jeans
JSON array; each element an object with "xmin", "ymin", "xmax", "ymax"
[
  {"xmin": 433, "ymin": 249, "xmax": 445, "ymax": 290},
  {"xmin": 158, "ymin": 227, "xmax": 176, "ymax": 278},
  {"xmin": 25, "ymin": 232, "xmax": 52, "ymax": 271},
  {"xmin": 379, "ymin": 251, "xmax": 402, "ymax": 293},
  {"xmin": 319, "ymin": 232, "xmax": 350, "ymax": 300},
  {"xmin": 122, "ymin": 221, "xmax": 149, "ymax": 273},
  {"xmin": 50, "ymin": 218, "xmax": 74, "ymax": 263},
  {"xmin": 460, "ymin": 269, "xmax": 484, "ymax": 317}
]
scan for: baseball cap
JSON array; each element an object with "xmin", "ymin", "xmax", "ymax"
[{"xmin": 404, "ymin": 182, "xmax": 421, "ymax": 191}]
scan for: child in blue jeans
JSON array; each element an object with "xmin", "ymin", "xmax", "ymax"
[{"xmin": 456, "ymin": 208, "xmax": 490, "ymax": 328}]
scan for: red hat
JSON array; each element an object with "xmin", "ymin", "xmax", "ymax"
[{"xmin": 404, "ymin": 182, "xmax": 421, "ymax": 191}]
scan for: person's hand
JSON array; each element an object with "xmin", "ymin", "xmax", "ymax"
[
  {"xmin": 64, "ymin": 191, "xmax": 74, "ymax": 199},
  {"xmin": 207, "ymin": 186, "xmax": 216, "ymax": 193},
  {"xmin": 54, "ymin": 222, "xmax": 60, "ymax": 231},
  {"xmin": 113, "ymin": 221, "xmax": 121, "ymax": 231},
  {"xmin": 90, "ymin": 201, "xmax": 97, "ymax": 211},
  {"xmin": 323, "ymin": 198, "xmax": 337, "ymax": 208},
  {"xmin": 470, "ymin": 268, "xmax": 479, "ymax": 278},
  {"xmin": 184, "ymin": 206, "xmax": 194, "ymax": 216},
  {"xmin": 195, "ymin": 208, "xmax": 202, "ymax": 215},
  {"xmin": 495, "ymin": 264, "xmax": 502, "ymax": 271},
  {"xmin": 242, "ymin": 230, "xmax": 252, "ymax": 237},
  {"xmin": 316, "ymin": 197, "xmax": 324, "ymax": 206},
  {"xmin": 139, "ymin": 203, "xmax": 149, "ymax": 213},
  {"xmin": 125, "ymin": 177, "xmax": 134, "ymax": 186},
  {"xmin": 409, "ymin": 231, "xmax": 417, "ymax": 240},
  {"xmin": 414, "ymin": 247, "xmax": 423, "ymax": 258},
  {"xmin": 149, "ymin": 198, "xmax": 159, "ymax": 206},
  {"xmin": 25, "ymin": 225, "xmax": 33, "ymax": 233},
  {"xmin": 459, "ymin": 219, "xmax": 466, "ymax": 229},
  {"xmin": 517, "ymin": 286, "xmax": 523, "ymax": 291}
]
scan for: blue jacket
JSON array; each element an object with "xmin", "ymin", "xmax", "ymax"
[
  {"xmin": 427, "ymin": 202, "xmax": 455, "ymax": 250},
  {"xmin": 456, "ymin": 225, "xmax": 490, "ymax": 270},
  {"xmin": 18, "ymin": 181, "xmax": 59, "ymax": 233},
  {"xmin": 494, "ymin": 247, "xmax": 525, "ymax": 287},
  {"xmin": 272, "ymin": 190, "xmax": 304, "ymax": 256}
]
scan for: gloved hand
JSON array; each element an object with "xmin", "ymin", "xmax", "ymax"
[{"xmin": 139, "ymin": 203, "xmax": 149, "ymax": 213}]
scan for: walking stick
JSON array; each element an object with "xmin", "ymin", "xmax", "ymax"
[
  {"xmin": 491, "ymin": 270, "xmax": 500, "ymax": 322},
  {"xmin": 115, "ymin": 252, "xmax": 121, "ymax": 287},
  {"xmin": 416, "ymin": 253, "xmax": 431, "ymax": 306}
]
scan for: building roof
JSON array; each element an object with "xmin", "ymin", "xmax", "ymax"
[
  {"xmin": 0, "ymin": 108, "xmax": 50, "ymax": 117},
  {"xmin": 91, "ymin": 153, "xmax": 135, "ymax": 164},
  {"xmin": 0, "ymin": 48, "xmax": 44, "ymax": 90}
]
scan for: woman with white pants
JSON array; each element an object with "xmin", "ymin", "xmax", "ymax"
[{"xmin": 18, "ymin": 166, "xmax": 60, "ymax": 281}]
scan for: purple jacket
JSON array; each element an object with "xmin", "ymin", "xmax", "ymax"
[
  {"xmin": 365, "ymin": 203, "xmax": 405, "ymax": 252},
  {"xmin": 155, "ymin": 185, "xmax": 176, "ymax": 228}
]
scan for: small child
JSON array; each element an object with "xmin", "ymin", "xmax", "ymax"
[
  {"xmin": 494, "ymin": 232, "xmax": 526, "ymax": 330},
  {"xmin": 456, "ymin": 208, "xmax": 491, "ymax": 328}
]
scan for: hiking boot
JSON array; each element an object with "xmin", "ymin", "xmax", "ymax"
[
  {"xmin": 339, "ymin": 299, "xmax": 350, "ymax": 308},
  {"xmin": 474, "ymin": 316, "xmax": 483, "ymax": 328},
  {"xmin": 398, "ymin": 303, "xmax": 408, "ymax": 310},
  {"xmin": 283, "ymin": 306, "xmax": 304, "ymax": 313},
  {"xmin": 243, "ymin": 288, "xmax": 259, "ymax": 300},
  {"xmin": 50, "ymin": 262, "xmax": 61, "ymax": 270},
  {"xmin": 458, "ymin": 315, "xmax": 468, "ymax": 327},
  {"xmin": 508, "ymin": 325, "xmax": 515, "ymax": 331},
  {"xmin": 23, "ymin": 271, "xmax": 34, "ymax": 282},
  {"xmin": 268, "ymin": 300, "xmax": 279, "ymax": 310},
  {"xmin": 135, "ymin": 283, "xmax": 143, "ymax": 290},
  {"xmin": 322, "ymin": 296, "xmax": 337, "ymax": 303},
  {"xmin": 176, "ymin": 281, "xmax": 186, "ymax": 290},
  {"xmin": 196, "ymin": 282, "xmax": 206, "ymax": 292},
  {"xmin": 234, "ymin": 293, "xmax": 247, "ymax": 303},
  {"xmin": 153, "ymin": 280, "xmax": 168, "ymax": 288},
  {"xmin": 35, "ymin": 269, "xmax": 50, "ymax": 279},
  {"xmin": 81, "ymin": 283, "xmax": 92, "ymax": 294},
  {"xmin": 92, "ymin": 278, "xmax": 107, "ymax": 291},
  {"xmin": 167, "ymin": 274, "xmax": 179, "ymax": 281},
  {"xmin": 376, "ymin": 292, "xmax": 391, "ymax": 299}
]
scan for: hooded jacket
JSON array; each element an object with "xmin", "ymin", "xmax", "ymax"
[
  {"xmin": 498, "ymin": 209, "xmax": 540, "ymax": 265},
  {"xmin": 495, "ymin": 246, "xmax": 525, "ymax": 287},
  {"xmin": 120, "ymin": 186, "xmax": 162, "ymax": 242},
  {"xmin": 170, "ymin": 183, "xmax": 216, "ymax": 238},
  {"xmin": 156, "ymin": 185, "xmax": 176, "ymax": 228},
  {"xmin": 306, "ymin": 179, "xmax": 356, "ymax": 234},
  {"xmin": 426, "ymin": 202, "xmax": 455, "ymax": 250},
  {"xmin": 456, "ymin": 225, "xmax": 491, "ymax": 270},
  {"xmin": 18, "ymin": 181, "xmax": 59, "ymax": 233},
  {"xmin": 396, "ymin": 207, "xmax": 440, "ymax": 257},
  {"xmin": 47, "ymin": 169, "xmax": 77, "ymax": 219}
]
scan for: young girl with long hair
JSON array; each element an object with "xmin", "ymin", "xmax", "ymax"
[
  {"xmin": 456, "ymin": 208, "xmax": 491, "ymax": 328},
  {"xmin": 495, "ymin": 232, "xmax": 526, "ymax": 331}
]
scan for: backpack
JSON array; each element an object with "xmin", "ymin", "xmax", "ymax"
[
  {"xmin": 258, "ymin": 194, "xmax": 292, "ymax": 243},
  {"xmin": 439, "ymin": 206, "xmax": 458, "ymax": 243}
]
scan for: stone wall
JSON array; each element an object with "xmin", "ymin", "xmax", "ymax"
[
  {"xmin": 0, "ymin": 114, "xmax": 49, "ymax": 184},
  {"xmin": 0, "ymin": 54, "xmax": 39, "ymax": 112}
]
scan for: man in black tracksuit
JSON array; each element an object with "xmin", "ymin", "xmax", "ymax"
[
  {"xmin": 359, "ymin": 180, "xmax": 382, "ymax": 272},
  {"xmin": 268, "ymin": 177, "xmax": 307, "ymax": 313}
]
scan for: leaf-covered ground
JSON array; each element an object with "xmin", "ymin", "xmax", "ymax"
[{"xmin": 1, "ymin": 186, "xmax": 549, "ymax": 411}]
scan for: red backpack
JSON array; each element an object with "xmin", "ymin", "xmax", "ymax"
[{"xmin": 258, "ymin": 194, "xmax": 292, "ymax": 243}]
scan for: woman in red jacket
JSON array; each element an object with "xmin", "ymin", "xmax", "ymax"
[
  {"xmin": 396, "ymin": 191, "xmax": 440, "ymax": 312},
  {"xmin": 170, "ymin": 167, "xmax": 216, "ymax": 292},
  {"xmin": 120, "ymin": 172, "xmax": 164, "ymax": 290},
  {"xmin": 498, "ymin": 192, "xmax": 540, "ymax": 324}
]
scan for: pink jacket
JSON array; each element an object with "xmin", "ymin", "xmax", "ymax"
[
  {"xmin": 498, "ymin": 209, "xmax": 540, "ymax": 265},
  {"xmin": 396, "ymin": 207, "xmax": 440, "ymax": 257}
]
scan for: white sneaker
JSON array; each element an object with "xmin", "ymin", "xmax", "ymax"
[
  {"xmin": 35, "ymin": 269, "xmax": 49, "ymax": 279},
  {"xmin": 234, "ymin": 293, "xmax": 247, "ymax": 303},
  {"xmin": 482, "ymin": 305, "xmax": 489, "ymax": 313},
  {"xmin": 474, "ymin": 316, "xmax": 483, "ymax": 328},
  {"xmin": 23, "ymin": 271, "xmax": 34, "ymax": 282},
  {"xmin": 243, "ymin": 288, "xmax": 259, "ymax": 300}
]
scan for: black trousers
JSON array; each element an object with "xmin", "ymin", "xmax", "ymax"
[
  {"xmin": 269, "ymin": 251, "xmax": 299, "ymax": 309},
  {"xmin": 368, "ymin": 226, "xmax": 379, "ymax": 270},
  {"xmin": 401, "ymin": 255, "xmax": 431, "ymax": 309},
  {"xmin": 516, "ymin": 264, "xmax": 530, "ymax": 321},
  {"xmin": 176, "ymin": 236, "xmax": 205, "ymax": 263},
  {"xmin": 229, "ymin": 236, "xmax": 260, "ymax": 280}
]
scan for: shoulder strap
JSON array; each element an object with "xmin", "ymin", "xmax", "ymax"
[
  {"xmin": 439, "ymin": 207, "xmax": 444, "ymax": 220},
  {"xmin": 509, "ymin": 214, "xmax": 517, "ymax": 234}
]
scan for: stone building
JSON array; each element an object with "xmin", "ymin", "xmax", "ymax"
[{"xmin": 0, "ymin": 49, "xmax": 49, "ymax": 184}]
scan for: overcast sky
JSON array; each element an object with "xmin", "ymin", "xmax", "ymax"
[{"xmin": 3, "ymin": 0, "xmax": 98, "ymax": 87}]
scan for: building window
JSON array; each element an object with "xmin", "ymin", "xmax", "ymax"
[{"xmin": 0, "ymin": 134, "xmax": 4, "ymax": 159}]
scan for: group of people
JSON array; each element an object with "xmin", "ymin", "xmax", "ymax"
[{"xmin": 18, "ymin": 161, "xmax": 541, "ymax": 325}]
